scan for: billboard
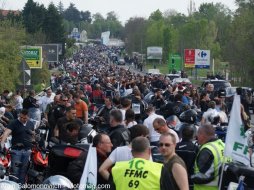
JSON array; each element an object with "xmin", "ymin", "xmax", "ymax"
[
  {"xmin": 101, "ymin": 31, "xmax": 110, "ymax": 45},
  {"xmin": 184, "ymin": 49, "xmax": 195, "ymax": 68},
  {"xmin": 147, "ymin": 47, "xmax": 162, "ymax": 60},
  {"xmin": 20, "ymin": 46, "xmax": 42, "ymax": 69},
  {"xmin": 184, "ymin": 49, "xmax": 211, "ymax": 69},
  {"xmin": 41, "ymin": 44, "xmax": 59, "ymax": 62},
  {"xmin": 195, "ymin": 49, "xmax": 210, "ymax": 68}
]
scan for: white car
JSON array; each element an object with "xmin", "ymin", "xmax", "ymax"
[
  {"xmin": 172, "ymin": 78, "xmax": 191, "ymax": 86},
  {"xmin": 165, "ymin": 74, "xmax": 181, "ymax": 81}
]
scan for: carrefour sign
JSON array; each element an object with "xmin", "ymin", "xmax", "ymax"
[{"xmin": 195, "ymin": 49, "xmax": 210, "ymax": 68}]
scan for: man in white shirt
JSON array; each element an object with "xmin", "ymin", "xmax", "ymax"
[
  {"xmin": 119, "ymin": 97, "xmax": 131, "ymax": 123},
  {"xmin": 201, "ymin": 101, "xmax": 218, "ymax": 125},
  {"xmin": 143, "ymin": 105, "xmax": 164, "ymax": 146},
  {"xmin": 153, "ymin": 117, "xmax": 180, "ymax": 143},
  {"xmin": 39, "ymin": 88, "xmax": 55, "ymax": 116},
  {"xmin": 14, "ymin": 90, "xmax": 23, "ymax": 114}
]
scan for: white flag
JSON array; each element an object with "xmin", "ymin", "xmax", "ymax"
[
  {"xmin": 79, "ymin": 145, "xmax": 97, "ymax": 190},
  {"xmin": 224, "ymin": 94, "xmax": 250, "ymax": 166}
]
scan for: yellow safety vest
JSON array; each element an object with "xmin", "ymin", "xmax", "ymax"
[
  {"xmin": 112, "ymin": 158, "xmax": 163, "ymax": 190},
  {"xmin": 194, "ymin": 139, "xmax": 225, "ymax": 190}
]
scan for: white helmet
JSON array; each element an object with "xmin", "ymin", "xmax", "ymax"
[
  {"xmin": 0, "ymin": 180, "xmax": 20, "ymax": 190},
  {"xmin": 42, "ymin": 175, "xmax": 74, "ymax": 189}
]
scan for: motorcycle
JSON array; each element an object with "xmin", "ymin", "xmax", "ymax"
[{"xmin": 25, "ymin": 128, "xmax": 49, "ymax": 184}]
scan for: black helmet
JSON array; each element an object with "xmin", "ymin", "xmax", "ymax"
[
  {"xmin": 175, "ymin": 123, "xmax": 197, "ymax": 140},
  {"xmin": 179, "ymin": 109, "xmax": 197, "ymax": 124},
  {"xmin": 208, "ymin": 112, "xmax": 221, "ymax": 125}
]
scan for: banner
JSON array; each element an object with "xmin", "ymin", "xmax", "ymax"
[
  {"xmin": 79, "ymin": 145, "xmax": 97, "ymax": 190},
  {"xmin": 184, "ymin": 49, "xmax": 195, "ymax": 68},
  {"xmin": 195, "ymin": 49, "xmax": 210, "ymax": 68},
  {"xmin": 147, "ymin": 47, "xmax": 162, "ymax": 60},
  {"xmin": 224, "ymin": 95, "xmax": 250, "ymax": 166},
  {"xmin": 101, "ymin": 31, "xmax": 110, "ymax": 45}
]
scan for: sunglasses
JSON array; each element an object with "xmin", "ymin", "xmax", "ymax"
[{"xmin": 159, "ymin": 143, "xmax": 172, "ymax": 147}]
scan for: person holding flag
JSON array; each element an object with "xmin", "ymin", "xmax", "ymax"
[{"xmin": 191, "ymin": 124, "xmax": 225, "ymax": 190}]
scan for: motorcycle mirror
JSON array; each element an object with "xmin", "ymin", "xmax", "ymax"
[{"xmin": 50, "ymin": 137, "xmax": 60, "ymax": 144}]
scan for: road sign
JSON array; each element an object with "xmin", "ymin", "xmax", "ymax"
[
  {"xmin": 195, "ymin": 49, "xmax": 210, "ymax": 68},
  {"xmin": 19, "ymin": 58, "xmax": 31, "ymax": 85},
  {"xmin": 184, "ymin": 49, "xmax": 195, "ymax": 68},
  {"xmin": 20, "ymin": 46, "xmax": 42, "ymax": 69},
  {"xmin": 20, "ymin": 70, "xmax": 31, "ymax": 85},
  {"xmin": 19, "ymin": 58, "xmax": 30, "ymax": 70},
  {"xmin": 40, "ymin": 44, "xmax": 59, "ymax": 62}
]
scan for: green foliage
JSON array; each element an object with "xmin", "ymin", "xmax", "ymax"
[
  {"xmin": 31, "ymin": 61, "xmax": 50, "ymax": 87},
  {"xmin": 57, "ymin": 1, "xmax": 65, "ymax": 15},
  {"xmin": 149, "ymin": 9, "xmax": 163, "ymax": 21},
  {"xmin": 43, "ymin": 3, "xmax": 65, "ymax": 43},
  {"xmin": 0, "ymin": 20, "xmax": 26, "ymax": 92},
  {"xmin": 224, "ymin": 3, "xmax": 254, "ymax": 86},
  {"xmin": 63, "ymin": 3, "xmax": 80, "ymax": 23},
  {"xmin": 22, "ymin": 0, "xmax": 47, "ymax": 34},
  {"xmin": 124, "ymin": 17, "xmax": 148, "ymax": 54}
]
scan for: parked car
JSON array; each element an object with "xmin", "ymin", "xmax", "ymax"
[
  {"xmin": 165, "ymin": 74, "xmax": 181, "ymax": 81},
  {"xmin": 201, "ymin": 79, "xmax": 231, "ymax": 91},
  {"xmin": 172, "ymin": 78, "xmax": 191, "ymax": 86},
  {"xmin": 225, "ymin": 86, "xmax": 254, "ymax": 113}
]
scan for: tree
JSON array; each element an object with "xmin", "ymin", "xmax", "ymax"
[
  {"xmin": 106, "ymin": 11, "xmax": 118, "ymax": 21},
  {"xmin": 105, "ymin": 11, "xmax": 123, "ymax": 38},
  {"xmin": 124, "ymin": 17, "xmax": 148, "ymax": 54},
  {"xmin": 63, "ymin": 3, "xmax": 80, "ymax": 23},
  {"xmin": 57, "ymin": 1, "xmax": 64, "ymax": 15},
  {"xmin": 22, "ymin": 0, "xmax": 46, "ymax": 34},
  {"xmin": 0, "ymin": 20, "xmax": 26, "ymax": 92},
  {"xmin": 80, "ymin": 11, "xmax": 92, "ymax": 23},
  {"xmin": 149, "ymin": 9, "xmax": 163, "ymax": 21},
  {"xmin": 43, "ymin": 3, "xmax": 65, "ymax": 43},
  {"xmin": 225, "ymin": 4, "xmax": 254, "ymax": 86},
  {"xmin": 89, "ymin": 13, "xmax": 105, "ymax": 38}
]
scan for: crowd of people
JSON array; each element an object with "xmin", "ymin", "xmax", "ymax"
[{"xmin": 0, "ymin": 44, "xmax": 253, "ymax": 189}]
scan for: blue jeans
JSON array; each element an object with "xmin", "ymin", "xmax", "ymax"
[{"xmin": 10, "ymin": 149, "xmax": 31, "ymax": 184}]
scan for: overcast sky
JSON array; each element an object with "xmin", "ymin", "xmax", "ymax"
[{"xmin": 3, "ymin": 0, "xmax": 237, "ymax": 24}]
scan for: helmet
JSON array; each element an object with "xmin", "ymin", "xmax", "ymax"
[
  {"xmin": 79, "ymin": 124, "xmax": 97, "ymax": 144},
  {"xmin": 175, "ymin": 123, "xmax": 197, "ymax": 140},
  {"xmin": 0, "ymin": 180, "xmax": 20, "ymax": 190},
  {"xmin": 166, "ymin": 115, "xmax": 181, "ymax": 128},
  {"xmin": 208, "ymin": 112, "xmax": 221, "ymax": 125},
  {"xmin": 179, "ymin": 109, "xmax": 197, "ymax": 124},
  {"xmin": 43, "ymin": 175, "xmax": 74, "ymax": 189}
]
